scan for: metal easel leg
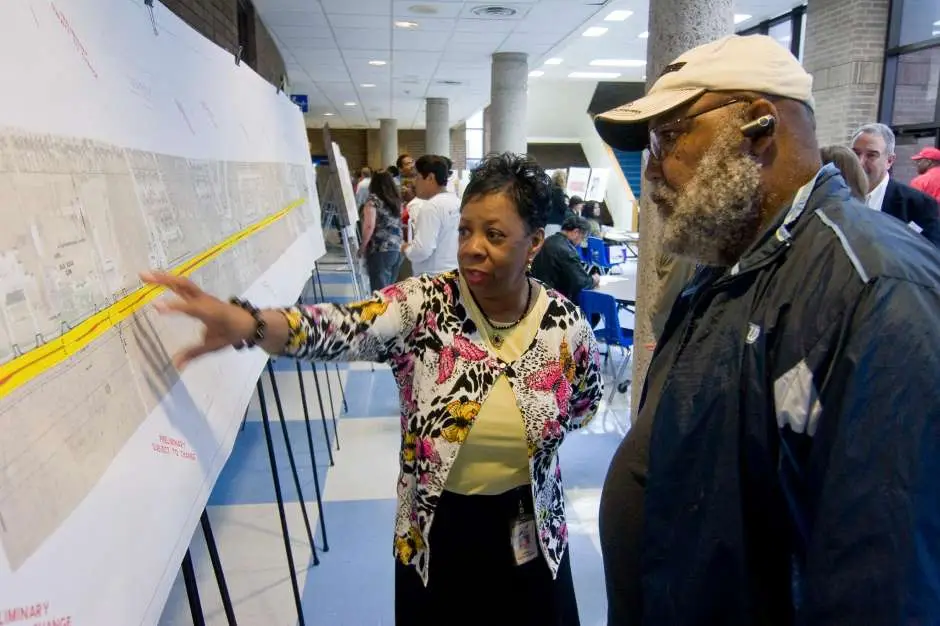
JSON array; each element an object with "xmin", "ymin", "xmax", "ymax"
[
  {"xmin": 265, "ymin": 361, "xmax": 319, "ymax": 566},
  {"xmin": 255, "ymin": 379, "xmax": 307, "ymax": 625}
]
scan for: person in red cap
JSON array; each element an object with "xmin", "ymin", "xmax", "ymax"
[{"xmin": 912, "ymin": 146, "xmax": 940, "ymax": 202}]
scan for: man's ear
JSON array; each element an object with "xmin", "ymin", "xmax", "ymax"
[
  {"xmin": 886, "ymin": 153, "xmax": 897, "ymax": 170},
  {"xmin": 743, "ymin": 98, "xmax": 779, "ymax": 159}
]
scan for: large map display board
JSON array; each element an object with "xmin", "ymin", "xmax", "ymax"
[{"xmin": 0, "ymin": 1, "xmax": 325, "ymax": 624}]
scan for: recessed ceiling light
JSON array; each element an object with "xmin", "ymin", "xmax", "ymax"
[
  {"xmin": 934, "ymin": 19, "xmax": 940, "ymax": 25},
  {"xmin": 368, "ymin": 60, "xmax": 387, "ymax": 66},
  {"xmin": 361, "ymin": 83, "xmax": 376, "ymax": 88},
  {"xmin": 544, "ymin": 58, "xmax": 563, "ymax": 65},
  {"xmin": 590, "ymin": 59, "xmax": 646, "ymax": 67},
  {"xmin": 582, "ymin": 26, "xmax": 609, "ymax": 37},
  {"xmin": 605, "ymin": 10, "xmax": 633, "ymax": 21},
  {"xmin": 638, "ymin": 31, "xmax": 649, "ymax": 39},
  {"xmin": 344, "ymin": 102, "xmax": 357, "ymax": 106},
  {"xmin": 529, "ymin": 70, "xmax": 545, "ymax": 77},
  {"xmin": 568, "ymin": 71, "xmax": 621, "ymax": 79},
  {"xmin": 734, "ymin": 14, "xmax": 752, "ymax": 23},
  {"xmin": 323, "ymin": 112, "xmax": 335, "ymax": 116},
  {"xmin": 395, "ymin": 20, "xmax": 419, "ymax": 28}
]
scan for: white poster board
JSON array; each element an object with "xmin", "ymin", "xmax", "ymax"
[
  {"xmin": 566, "ymin": 167, "xmax": 591, "ymax": 198},
  {"xmin": 0, "ymin": 1, "xmax": 324, "ymax": 624},
  {"xmin": 585, "ymin": 168, "xmax": 610, "ymax": 202},
  {"xmin": 329, "ymin": 140, "xmax": 359, "ymax": 226}
]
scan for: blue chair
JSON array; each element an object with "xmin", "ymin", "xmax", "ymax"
[
  {"xmin": 586, "ymin": 237, "xmax": 615, "ymax": 274},
  {"xmin": 579, "ymin": 290, "xmax": 635, "ymax": 408}
]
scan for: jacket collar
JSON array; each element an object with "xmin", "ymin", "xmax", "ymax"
[{"xmin": 728, "ymin": 163, "xmax": 844, "ymax": 277}]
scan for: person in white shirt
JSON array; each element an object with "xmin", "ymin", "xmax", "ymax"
[{"xmin": 403, "ymin": 155, "xmax": 461, "ymax": 276}]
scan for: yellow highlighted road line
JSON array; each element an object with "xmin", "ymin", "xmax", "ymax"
[{"xmin": 0, "ymin": 198, "xmax": 305, "ymax": 400}]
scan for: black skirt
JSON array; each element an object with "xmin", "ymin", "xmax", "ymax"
[{"xmin": 395, "ymin": 486, "xmax": 580, "ymax": 626}]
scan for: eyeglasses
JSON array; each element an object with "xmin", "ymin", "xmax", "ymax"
[{"xmin": 648, "ymin": 97, "xmax": 748, "ymax": 161}]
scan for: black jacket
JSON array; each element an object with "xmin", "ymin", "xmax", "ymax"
[
  {"xmin": 883, "ymin": 178, "xmax": 940, "ymax": 246},
  {"xmin": 600, "ymin": 165, "xmax": 940, "ymax": 625},
  {"xmin": 547, "ymin": 185, "xmax": 570, "ymax": 226},
  {"xmin": 530, "ymin": 232, "xmax": 593, "ymax": 303}
]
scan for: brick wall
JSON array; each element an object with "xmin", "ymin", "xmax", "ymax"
[
  {"xmin": 161, "ymin": 0, "xmax": 285, "ymax": 87},
  {"xmin": 309, "ymin": 127, "xmax": 468, "ymax": 171},
  {"xmin": 802, "ymin": 0, "xmax": 890, "ymax": 146}
]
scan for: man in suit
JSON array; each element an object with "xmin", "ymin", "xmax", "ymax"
[
  {"xmin": 852, "ymin": 123, "xmax": 940, "ymax": 246},
  {"xmin": 530, "ymin": 215, "xmax": 599, "ymax": 303}
]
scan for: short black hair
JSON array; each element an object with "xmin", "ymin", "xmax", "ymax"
[
  {"xmin": 415, "ymin": 155, "xmax": 450, "ymax": 186},
  {"xmin": 562, "ymin": 215, "xmax": 591, "ymax": 233},
  {"xmin": 462, "ymin": 152, "xmax": 551, "ymax": 232},
  {"xmin": 568, "ymin": 195, "xmax": 583, "ymax": 208}
]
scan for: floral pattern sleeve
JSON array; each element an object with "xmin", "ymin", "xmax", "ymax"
[
  {"xmin": 278, "ymin": 278, "xmax": 424, "ymax": 363},
  {"xmin": 568, "ymin": 311, "xmax": 603, "ymax": 429}
]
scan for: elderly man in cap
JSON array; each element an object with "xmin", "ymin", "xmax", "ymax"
[
  {"xmin": 595, "ymin": 34, "xmax": 940, "ymax": 625},
  {"xmin": 912, "ymin": 146, "xmax": 940, "ymax": 202}
]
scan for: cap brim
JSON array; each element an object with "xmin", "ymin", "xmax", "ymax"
[{"xmin": 593, "ymin": 87, "xmax": 704, "ymax": 151}]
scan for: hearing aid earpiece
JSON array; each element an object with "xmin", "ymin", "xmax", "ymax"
[{"xmin": 740, "ymin": 115, "xmax": 776, "ymax": 138}]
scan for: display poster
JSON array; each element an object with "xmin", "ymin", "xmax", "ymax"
[
  {"xmin": 566, "ymin": 167, "xmax": 591, "ymax": 198},
  {"xmin": 0, "ymin": 0, "xmax": 324, "ymax": 623}
]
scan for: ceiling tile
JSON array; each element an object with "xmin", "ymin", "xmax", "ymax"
[
  {"xmin": 321, "ymin": 0, "xmax": 392, "ymax": 15},
  {"xmin": 333, "ymin": 27, "xmax": 391, "ymax": 49},
  {"xmin": 393, "ymin": 29, "xmax": 453, "ymax": 51},
  {"xmin": 393, "ymin": 1, "xmax": 464, "ymax": 19}
]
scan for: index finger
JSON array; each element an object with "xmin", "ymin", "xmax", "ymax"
[{"xmin": 140, "ymin": 270, "xmax": 202, "ymax": 298}]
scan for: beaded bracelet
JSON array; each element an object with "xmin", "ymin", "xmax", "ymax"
[{"xmin": 228, "ymin": 297, "xmax": 266, "ymax": 350}]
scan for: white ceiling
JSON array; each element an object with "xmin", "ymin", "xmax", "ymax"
[
  {"xmin": 529, "ymin": 0, "xmax": 804, "ymax": 84},
  {"xmin": 255, "ymin": 0, "xmax": 805, "ymax": 130}
]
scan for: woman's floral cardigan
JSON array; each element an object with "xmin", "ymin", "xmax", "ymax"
[{"xmin": 280, "ymin": 270, "xmax": 603, "ymax": 584}]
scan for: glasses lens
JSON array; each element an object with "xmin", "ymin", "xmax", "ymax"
[{"xmin": 648, "ymin": 131, "xmax": 662, "ymax": 161}]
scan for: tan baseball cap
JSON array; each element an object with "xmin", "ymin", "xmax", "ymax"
[{"xmin": 594, "ymin": 34, "xmax": 814, "ymax": 151}]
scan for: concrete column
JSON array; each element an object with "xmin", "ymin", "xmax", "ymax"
[
  {"xmin": 490, "ymin": 52, "xmax": 528, "ymax": 154},
  {"xmin": 425, "ymin": 98, "xmax": 450, "ymax": 157},
  {"xmin": 802, "ymin": 0, "xmax": 889, "ymax": 146},
  {"xmin": 379, "ymin": 118, "xmax": 398, "ymax": 169},
  {"xmin": 482, "ymin": 105, "xmax": 492, "ymax": 156},
  {"xmin": 631, "ymin": 0, "xmax": 733, "ymax": 411}
]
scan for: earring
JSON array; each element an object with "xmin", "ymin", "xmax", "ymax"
[{"xmin": 526, "ymin": 259, "xmax": 533, "ymax": 274}]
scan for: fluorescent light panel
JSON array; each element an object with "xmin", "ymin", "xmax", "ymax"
[
  {"xmin": 544, "ymin": 58, "xmax": 563, "ymax": 65},
  {"xmin": 605, "ymin": 10, "xmax": 633, "ymax": 21},
  {"xmin": 395, "ymin": 20, "xmax": 418, "ymax": 28},
  {"xmin": 529, "ymin": 70, "xmax": 545, "ymax": 77},
  {"xmin": 582, "ymin": 26, "xmax": 609, "ymax": 37},
  {"xmin": 368, "ymin": 60, "xmax": 387, "ymax": 66},
  {"xmin": 638, "ymin": 31, "xmax": 649, "ymax": 38},
  {"xmin": 344, "ymin": 102, "xmax": 357, "ymax": 106},
  {"xmin": 361, "ymin": 83, "xmax": 376, "ymax": 87},
  {"xmin": 590, "ymin": 59, "xmax": 646, "ymax": 67},
  {"xmin": 569, "ymin": 71, "xmax": 621, "ymax": 79},
  {"xmin": 734, "ymin": 13, "xmax": 752, "ymax": 23}
]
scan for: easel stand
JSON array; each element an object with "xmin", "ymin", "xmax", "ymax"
[
  {"xmin": 291, "ymin": 356, "xmax": 330, "ymax": 550},
  {"xmin": 179, "ymin": 508, "xmax": 237, "ymax": 625},
  {"xmin": 255, "ymin": 378, "xmax": 306, "ymax": 626},
  {"xmin": 264, "ymin": 361, "xmax": 319, "ymax": 565}
]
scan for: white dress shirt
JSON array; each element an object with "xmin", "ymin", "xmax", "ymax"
[
  {"xmin": 866, "ymin": 173, "xmax": 890, "ymax": 212},
  {"xmin": 405, "ymin": 191, "xmax": 460, "ymax": 276}
]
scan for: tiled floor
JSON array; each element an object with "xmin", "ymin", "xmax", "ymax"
[{"xmin": 158, "ymin": 254, "xmax": 635, "ymax": 626}]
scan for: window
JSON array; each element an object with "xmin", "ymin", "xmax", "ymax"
[
  {"xmin": 896, "ymin": 0, "xmax": 940, "ymax": 48},
  {"xmin": 737, "ymin": 5, "xmax": 806, "ymax": 62},
  {"xmin": 465, "ymin": 109, "xmax": 484, "ymax": 167},
  {"xmin": 890, "ymin": 47, "xmax": 940, "ymax": 126},
  {"xmin": 237, "ymin": 0, "xmax": 256, "ymax": 68}
]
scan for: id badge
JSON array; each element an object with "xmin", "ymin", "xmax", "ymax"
[{"xmin": 510, "ymin": 510, "xmax": 538, "ymax": 566}]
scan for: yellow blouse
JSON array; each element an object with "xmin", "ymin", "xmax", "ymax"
[{"xmin": 445, "ymin": 275, "xmax": 548, "ymax": 496}]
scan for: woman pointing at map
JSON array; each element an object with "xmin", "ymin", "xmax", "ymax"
[{"xmin": 142, "ymin": 152, "xmax": 603, "ymax": 626}]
